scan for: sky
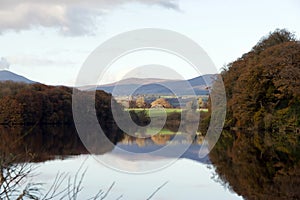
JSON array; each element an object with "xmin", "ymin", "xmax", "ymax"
[{"xmin": 0, "ymin": 0, "xmax": 299, "ymax": 86}]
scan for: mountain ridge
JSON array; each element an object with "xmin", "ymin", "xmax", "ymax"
[
  {"xmin": 95, "ymin": 74, "xmax": 216, "ymax": 95},
  {"xmin": 0, "ymin": 70, "xmax": 35, "ymax": 84},
  {"xmin": 0, "ymin": 70, "xmax": 216, "ymax": 95}
]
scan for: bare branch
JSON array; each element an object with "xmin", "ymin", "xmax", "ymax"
[{"xmin": 146, "ymin": 181, "xmax": 169, "ymax": 200}]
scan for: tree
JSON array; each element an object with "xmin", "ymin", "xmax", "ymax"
[
  {"xmin": 219, "ymin": 29, "xmax": 300, "ymax": 130},
  {"xmin": 129, "ymin": 100, "xmax": 136, "ymax": 108},
  {"xmin": 150, "ymin": 98, "xmax": 172, "ymax": 108},
  {"xmin": 186, "ymin": 99, "xmax": 198, "ymax": 110},
  {"xmin": 0, "ymin": 97, "xmax": 23, "ymax": 124},
  {"xmin": 136, "ymin": 96, "xmax": 146, "ymax": 108},
  {"xmin": 252, "ymin": 29, "xmax": 296, "ymax": 53}
]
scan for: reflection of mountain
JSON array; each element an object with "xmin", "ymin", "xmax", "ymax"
[
  {"xmin": 94, "ymin": 74, "xmax": 216, "ymax": 95},
  {"xmin": 115, "ymin": 143, "xmax": 210, "ymax": 164}
]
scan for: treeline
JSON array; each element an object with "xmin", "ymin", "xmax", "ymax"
[
  {"xmin": 0, "ymin": 81, "xmax": 123, "ymax": 128},
  {"xmin": 220, "ymin": 29, "xmax": 300, "ymax": 131},
  {"xmin": 0, "ymin": 82, "xmax": 72, "ymax": 124},
  {"xmin": 208, "ymin": 29, "xmax": 300, "ymax": 199},
  {"xmin": 128, "ymin": 96, "xmax": 207, "ymax": 109},
  {"xmin": 0, "ymin": 81, "xmax": 125, "ymax": 159}
]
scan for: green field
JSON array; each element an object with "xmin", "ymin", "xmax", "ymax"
[
  {"xmin": 125, "ymin": 108, "xmax": 208, "ymax": 115},
  {"xmin": 138, "ymin": 127, "xmax": 181, "ymax": 135},
  {"xmin": 124, "ymin": 108, "xmax": 208, "ymax": 135}
]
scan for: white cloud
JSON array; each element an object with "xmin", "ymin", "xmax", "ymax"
[
  {"xmin": 0, "ymin": 0, "xmax": 179, "ymax": 36},
  {"xmin": 0, "ymin": 57, "xmax": 10, "ymax": 69},
  {"xmin": 7, "ymin": 55, "xmax": 77, "ymax": 67}
]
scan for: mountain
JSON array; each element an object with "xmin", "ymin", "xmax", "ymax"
[
  {"xmin": 95, "ymin": 74, "xmax": 216, "ymax": 96},
  {"xmin": 102, "ymin": 78, "xmax": 176, "ymax": 86},
  {"xmin": 0, "ymin": 70, "xmax": 34, "ymax": 84},
  {"xmin": 0, "ymin": 70, "xmax": 215, "ymax": 95}
]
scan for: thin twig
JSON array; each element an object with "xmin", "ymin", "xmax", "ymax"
[
  {"xmin": 115, "ymin": 194, "xmax": 123, "ymax": 200},
  {"xmin": 100, "ymin": 182, "xmax": 115, "ymax": 200},
  {"xmin": 146, "ymin": 181, "xmax": 169, "ymax": 200}
]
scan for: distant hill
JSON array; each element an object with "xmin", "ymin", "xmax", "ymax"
[
  {"xmin": 0, "ymin": 70, "xmax": 215, "ymax": 95},
  {"xmin": 0, "ymin": 70, "xmax": 34, "ymax": 84},
  {"xmin": 94, "ymin": 74, "xmax": 216, "ymax": 96},
  {"xmin": 102, "ymin": 78, "xmax": 176, "ymax": 86}
]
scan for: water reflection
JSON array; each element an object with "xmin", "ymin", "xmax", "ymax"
[
  {"xmin": 0, "ymin": 125, "xmax": 205, "ymax": 163},
  {"xmin": 0, "ymin": 125, "xmax": 122, "ymax": 162},
  {"xmin": 209, "ymin": 130, "xmax": 300, "ymax": 200},
  {"xmin": 4, "ymin": 125, "xmax": 298, "ymax": 198},
  {"xmin": 0, "ymin": 125, "xmax": 244, "ymax": 199},
  {"xmin": 116, "ymin": 134, "xmax": 208, "ymax": 163},
  {"xmin": 34, "ymin": 155, "xmax": 242, "ymax": 200}
]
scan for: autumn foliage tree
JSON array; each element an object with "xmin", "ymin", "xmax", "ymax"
[
  {"xmin": 221, "ymin": 29, "xmax": 300, "ymax": 130},
  {"xmin": 150, "ymin": 98, "xmax": 172, "ymax": 108},
  {"xmin": 0, "ymin": 82, "xmax": 124, "ymax": 129}
]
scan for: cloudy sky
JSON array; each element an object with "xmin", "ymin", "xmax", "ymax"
[{"xmin": 0, "ymin": 0, "xmax": 299, "ymax": 86}]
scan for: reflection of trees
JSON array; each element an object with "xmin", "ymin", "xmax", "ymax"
[
  {"xmin": 120, "ymin": 132, "xmax": 203, "ymax": 146},
  {"xmin": 210, "ymin": 130, "xmax": 300, "ymax": 199},
  {"xmin": 0, "ymin": 125, "xmax": 125, "ymax": 199},
  {"xmin": 204, "ymin": 29, "xmax": 300, "ymax": 200},
  {"xmin": 0, "ymin": 125, "xmax": 123, "ymax": 162},
  {"xmin": 0, "ymin": 126, "xmax": 84, "ymax": 162},
  {"xmin": 151, "ymin": 135, "xmax": 172, "ymax": 145},
  {"xmin": 135, "ymin": 137, "xmax": 146, "ymax": 147}
]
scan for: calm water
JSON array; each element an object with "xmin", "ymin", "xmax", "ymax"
[
  {"xmin": 4, "ymin": 126, "xmax": 299, "ymax": 199},
  {"xmin": 32, "ymin": 145, "xmax": 243, "ymax": 200},
  {"xmin": 0, "ymin": 125, "xmax": 243, "ymax": 199}
]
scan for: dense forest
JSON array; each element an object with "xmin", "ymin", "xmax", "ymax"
[
  {"xmin": 209, "ymin": 29, "xmax": 300, "ymax": 199},
  {"xmin": 0, "ymin": 82, "xmax": 126, "ymax": 162},
  {"xmin": 0, "ymin": 82, "xmax": 122, "ymax": 127},
  {"xmin": 220, "ymin": 29, "xmax": 300, "ymax": 131}
]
